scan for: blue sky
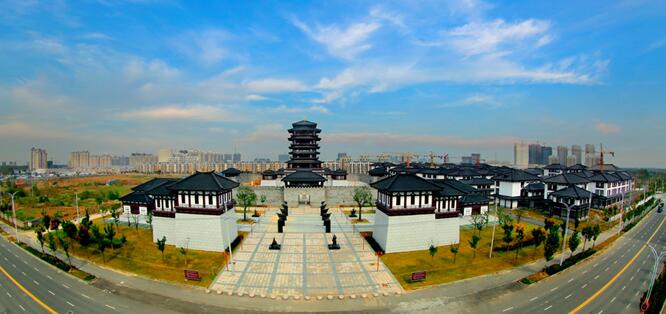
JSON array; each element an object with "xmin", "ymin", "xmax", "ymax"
[{"xmin": 1, "ymin": 0, "xmax": 665, "ymax": 167}]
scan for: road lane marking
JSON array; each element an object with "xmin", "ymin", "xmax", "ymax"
[
  {"xmin": 594, "ymin": 275, "xmax": 599, "ymax": 279},
  {"xmin": 32, "ymin": 280, "xmax": 39, "ymax": 285},
  {"xmin": 630, "ymin": 276, "xmax": 634, "ymax": 281},
  {"xmin": 610, "ymin": 297, "xmax": 616, "ymax": 303},
  {"xmin": 544, "ymin": 305, "xmax": 553, "ymax": 311},
  {"xmin": 503, "ymin": 307, "xmax": 513, "ymax": 312},
  {"xmin": 530, "ymin": 297, "xmax": 538, "ymax": 301},
  {"xmin": 621, "ymin": 254, "xmax": 625, "ymax": 258},
  {"xmin": 18, "ymin": 304, "xmax": 26, "ymax": 311},
  {"xmin": 568, "ymin": 278, "xmax": 574, "ymax": 283},
  {"xmin": 622, "ymin": 285, "xmax": 626, "ymax": 290},
  {"xmin": 33, "ymin": 267, "xmax": 39, "ymax": 272},
  {"xmin": 570, "ymin": 215, "xmax": 666, "ymax": 314},
  {"xmin": 81, "ymin": 293, "xmax": 91, "ymax": 299},
  {"xmin": 11, "ymin": 264, "xmax": 16, "ymax": 268},
  {"xmin": 21, "ymin": 271, "xmax": 26, "ymax": 276},
  {"xmin": 47, "ymin": 290, "xmax": 55, "ymax": 296},
  {"xmin": 67, "ymin": 301, "xmax": 75, "ymax": 307},
  {"xmin": 105, "ymin": 304, "xmax": 116, "ymax": 310},
  {"xmin": 46, "ymin": 275, "xmax": 52, "ymax": 280},
  {"xmin": 593, "ymin": 263, "xmax": 598, "ymax": 267},
  {"xmin": 565, "ymin": 294, "xmax": 572, "ymax": 299},
  {"xmin": 551, "ymin": 287, "xmax": 558, "ymax": 292},
  {"xmin": 0, "ymin": 265, "xmax": 57, "ymax": 314},
  {"xmin": 582, "ymin": 284, "xmax": 588, "ymax": 288},
  {"xmin": 62, "ymin": 283, "xmax": 70, "ymax": 288},
  {"xmin": 604, "ymin": 267, "xmax": 609, "ymax": 271},
  {"xmin": 6, "ymin": 292, "xmax": 11, "ymax": 297},
  {"xmin": 582, "ymin": 270, "xmax": 588, "ymax": 274}
]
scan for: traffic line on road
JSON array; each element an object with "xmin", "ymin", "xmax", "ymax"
[
  {"xmin": 594, "ymin": 275, "xmax": 599, "ymax": 280},
  {"xmin": 544, "ymin": 305, "xmax": 553, "ymax": 311},
  {"xmin": 568, "ymin": 278, "xmax": 574, "ymax": 283},
  {"xmin": 565, "ymin": 294, "xmax": 572, "ymax": 299},
  {"xmin": 529, "ymin": 297, "xmax": 538, "ymax": 301},
  {"xmin": 105, "ymin": 304, "xmax": 117, "ymax": 310},
  {"xmin": 47, "ymin": 290, "xmax": 55, "ymax": 296},
  {"xmin": 62, "ymin": 283, "xmax": 69, "ymax": 289},
  {"xmin": 66, "ymin": 301, "xmax": 75, "ymax": 307},
  {"xmin": 0, "ymin": 265, "xmax": 57, "ymax": 314},
  {"xmin": 610, "ymin": 297, "xmax": 616, "ymax": 303},
  {"xmin": 503, "ymin": 306, "xmax": 513, "ymax": 312},
  {"xmin": 81, "ymin": 293, "xmax": 91, "ymax": 299},
  {"xmin": 569, "ymin": 215, "xmax": 666, "ymax": 314},
  {"xmin": 18, "ymin": 304, "xmax": 26, "ymax": 311},
  {"xmin": 581, "ymin": 284, "xmax": 588, "ymax": 288}
]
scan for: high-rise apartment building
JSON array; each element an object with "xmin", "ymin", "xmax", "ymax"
[
  {"xmin": 541, "ymin": 146, "xmax": 553, "ymax": 164},
  {"xmin": 129, "ymin": 153, "xmax": 158, "ymax": 168},
  {"xmin": 69, "ymin": 151, "xmax": 90, "ymax": 169},
  {"xmin": 584, "ymin": 144, "xmax": 596, "ymax": 167},
  {"xmin": 29, "ymin": 147, "xmax": 48, "ymax": 171},
  {"xmin": 471, "ymin": 153, "xmax": 481, "ymax": 165},
  {"xmin": 514, "ymin": 143, "xmax": 529, "ymax": 168},
  {"xmin": 571, "ymin": 145, "xmax": 582, "ymax": 165},
  {"xmin": 557, "ymin": 146, "xmax": 568, "ymax": 165},
  {"xmin": 528, "ymin": 144, "xmax": 542, "ymax": 165},
  {"xmin": 232, "ymin": 153, "xmax": 241, "ymax": 162}
]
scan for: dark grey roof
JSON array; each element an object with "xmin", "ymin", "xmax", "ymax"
[
  {"xmin": 524, "ymin": 182, "xmax": 545, "ymax": 191},
  {"xmin": 461, "ymin": 194, "xmax": 492, "ymax": 205},
  {"xmin": 221, "ymin": 167, "xmax": 241, "ymax": 177},
  {"xmin": 543, "ymin": 173, "xmax": 589, "ymax": 185},
  {"xmin": 119, "ymin": 190, "xmax": 151, "ymax": 204},
  {"xmin": 567, "ymin": 164, "xmax": 587, "ymax": 170},
  {"xmin": 615, "ymin": 171, "xmax": 632, "ymax": 180},
  {"xmin": 589, "ymin": 164, "xmax": 622, "ymax": 171},
  {"xmin": 431, "ymin": 179, "xmax": 476, "ymax": 196},
  {"xmin": 550, "ymin": 185, "xmax": 594, "ymax": 199},
  {"xmin": 588, "ymin": 172, "xmax": 622, "ymax": 183},
  {"xmin": 281, "ymin": 170, "xmax": 327, "ymax": 182},
  {"xmin": 144, "ymin": 179, "xmax": 179, "ymax": 196},
  {"xmin": 492, "ymin": 170, "xmax": 540, "ymax": 182},
  {"xmin": 261, "ymin": 169, "xmax": 276, "ymax": 175},
  {"xmin": 168, "ymin": 171, "xmax": 240, "ymax": 191},
  {"xmin": 525, "ymin": 168, "xmax": 544, "ymax": 176},
  {"xmin": 292, "ymin": 120, "xmax": 317, "ymax": 127},
  {"xmin": 460, "ymin": 178, "xmax": 495, "ymax": 186},
  {"xmin": 368, "ymin": 166, "xmax": 388, "ymax": 177},
  {"xmin": 132, "ymin": 178, "xmax": 175, "ymax": 192},
  {"xmin": 544, "ymin": 163, "xmax": 566, "ymax": 170},
  {"xmin": 370, "ymin": 173, "xmax": 442, "ymax": 192}
]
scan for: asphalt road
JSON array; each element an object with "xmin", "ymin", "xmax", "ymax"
[
  {"xmin": 467, "ymin": 194, "xmax": 666, "ymax": 314},
  {"xmin": 0, "ymin": 234, "xmax": 178, "ymax": 314}
]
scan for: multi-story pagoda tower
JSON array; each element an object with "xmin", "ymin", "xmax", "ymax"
[{"xmin": 286, "ymin": 120, "xmax": 323, "ymax": 170}]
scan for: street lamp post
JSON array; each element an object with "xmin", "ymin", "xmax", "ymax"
[
  {"xmin": 10, "ymin": 191, "xmax": 20, "ymax": 243},
  {"xmin": 489, "ymin": 193, "xmax": 498, "ymax": 258},
  {"xmin": 643, "ymin": 245, "xmax": 666, "ymax": 311},
  {"xmin": 559, "ymin": 202, "xmax": 573, "ymax": 267},
  {"xmin": 75, "ymin": 192, "xmax": 80, "ymax": 223}
]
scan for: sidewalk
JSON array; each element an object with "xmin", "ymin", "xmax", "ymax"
[{"xmin": 1, "ymin": 196, "xmax": 658, "ymax": 313}]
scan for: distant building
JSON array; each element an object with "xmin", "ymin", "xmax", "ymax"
[
  {"xmin": 278, "ymin": 154, "xmax": 290, "ymax": 163},
  {"xmin": 557, "ymin": 146, "xmax": 567, "ymax": 164},
  {"xmin": 571, "ymin": 145, "xmax": 582, "ymax": 166},
  {"xmin": 471, "ymin": 153, "xmax": 481, "ymax": 165},
  {"xmin": 337, "ymin": 153, "xmax": 348, "ymax": 160},
  {"xmin": 541, "ymin": 146, "xmax": 553, "ymax": 165},
  {"xmin": 584, "ymin": 144, "xmax": 596, "ymax": 167},
  {"xmin": 232, "ymin": 153, "xmax": 241, "ymax": 162},
  {"xmin": 528, "ymin": 144, "xmax": 541, "ymax": 165},
  {"xmin": 462, "ymin": 156, "xmax": 472, "ymax": 164},
  {"xmin": 514, "ymin": 143, "xmax": 529, "ymax": 169},
  {"xmin": 254, "ymin": 158, "xmax": 271, "ymax": 163},
  {"xmin": 30, "ymin": 147, "xmax": 48, "ymax": 171},
  {"xmin": 69, "ymin": 151, "xmax": 90, "ymax": 169},
  {"xmin": 129, "ymin": 153, "xmax": 157, "ymax": 168}
]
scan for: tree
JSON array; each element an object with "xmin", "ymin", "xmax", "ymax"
[
  {"xmin": 180, "ymin": 247, "xmax": 188, "ymax": 267},
  {"xmin": 470, "ymin": 213, "xmax": 489, "ymax": 237},
  {"xmin": 591, "ymin": 225, "xmax": 601, "ymax": 248},
  {"xmin": 502, "ymin": 223, "xmax": 514, "ymax": 246},
  {"xmin": 35, "ymin": 227, "xmax": 45, "ymax": 254},
  {"xmin": 47, "ymin": 232, "xmax": 57, "ymax": 256},
  {"xmin": 450, "ymin": 243, "xmax": 459, "ymax": 263},
  {"xmin": 107, "ymin": 190, "xmax": 120, "ymax": 200},
  {"xmin": 352, "ymin": 186, "xmax": 373, "ymax": 221},
  {"xmin": 62, "ymin": 221, "xmax": 77, "ymax": 240},
  {"xmin": 96, "ymin": 234, "xmax": 107, "ymax": 263},
  {"xmin": 469, "ymin": 235, "xmax": 480, "ymax": 259},
  {"xmin": 544, "ymin": 217, "xmax": 557, "ymax": 231},
  {"xmin": 104, "ymin": 223, "xmax": 116, "ymax": 250},
  {"xmin": 428, "ymin": 243, "xmax": 438, "ymax": 261},
  {"xmin": 544, "ymin": 226, "xmax": 560, "ymax": 261},
  {"xmin": 81, "ymin": 210, "xmax": 92, "ymax": 229},
  {"xmin": 41, "ymin": 210, "xmax": 51, "ymax": 230},
  {"xmin": 568, "ymin": 231, "xmax": 581, "ymax": 257},
  {"xmin": 581, "ymin": 226, "xmax": 592, "ymax": 250},
  {"xmin": 95, "ymin": 195, "xmax": 105, "ymax": 216},
  {"xmin": 514, "ymin": 208, "xmax": 526, "ymax": 224},
  {"xmin": 156, "ymin": 236, "xmax": 167, "ymax": 261},
  {"xmin": 132, "ymin": 214, "xmax": 139, "ymax": 231},
  {"xmin": 235, "ymin": 186, "xmax": 257, "ymax": 221},
  {"xmin": 52, "ymin": 211, "xmax": 63, "ymax": 230},
  {"xmin": 515, "ymin": 223, "xmax": 525, "ymax": 260},
  {"xmin": 110, "ymin": 206, "xmax": 120, "ymax": 233},
  {"xmin": 57, "ymin": 235, "xmax": 72, "ymax": 268},
  {"xmin": 77, "ymin": 225, "xmax": 91, "ymax": 247},
  {"xmin": 146, "ymin": 211, "xmax": 153, "ymax": 230},
  {"xmin": 531, "ymin": 227, "xmax": 546, "ymax": 257}
]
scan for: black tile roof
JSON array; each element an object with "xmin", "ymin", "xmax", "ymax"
[
  {"xmin": 550, "ymin": 185, "xmax": 594, "ymax": 199},
  {"xmin": 281, "ymin": 170, "xmax": 327, "ymax": 182},
  {"xmin": 492, "ymin": 169, "xmax": 541, "ymax": 182},
  {"xmin": 544, "ymin": 163, "xmax": 566, "ymax": 170},
  {"xmin": 461, "ymin": 194, "xmax": 492, "ymax": 205},
  {"xmin": 589, "ymin": 164, "xmax": 621, "ymax": 171},
  {"xmin": 132, "ymin": 178, "xmax": 175, "ymax": 192},
  {"xmin": 119, "ymin": 190, "xmax": 151, "ymax": 204},
  {"xmin": 524, "ymin": 182, "xmax": 545, "ymax": 191},
  {"xmin": 588, "ymin": 172, "xmax": 622, "ymax": 183},
  {"xmin": 145, "ymin": 179, "xmax": 178, "ymax": 196},
  {"xmin": 460, "ymin": 178, "xmax": 495, "ymax": 186},
  {"xmin": 370, "ymin": 173, "xmax": 442, "ymax": 192},
  {"xmin": 567, "ymin": 164, "xmax": 587, "ymax": 170},
  {"xmin": 168, "ymin": 171, "xmax": 240, "ymax": 191},
  {"xmin": 221, "ymin": 167, "xmax": 241, "ymax": 177},
  {"xmin": 368, "ymin": 166, "xmax": 388, "ymax": 177},
  {"xmin": 525, "ymin": 168, "xmax": 544, "ymax": 176},
  {"xmin": 543, "ymin": 173, "xmax": 589, "ymax": 185},
  {"xmin": 431, "ymin": 179, "xmax": 476, "ymax": 196}
]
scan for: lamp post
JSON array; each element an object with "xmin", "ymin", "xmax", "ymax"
[
  {"xmin": 10, "ymin": 191, "xmax": 20, "ymax": 243},
  {"xmin": 559, "ymin": 201, "xmax": 573, "ymax": 267},
  {"xmin": 489, "ymin": 193, "xmax": 498, "ymax": 258},
  {"xmin": 75, "ymin": 192, "xmax": 80, "ymax": 223},
  {"xmin": 643, "ymin": 245, "xmax": 666, "ymax": 312}
]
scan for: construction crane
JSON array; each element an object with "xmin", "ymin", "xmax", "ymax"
[{"xmin": 599, "ymin": 143, "xmax": 615, "ymax": 173}]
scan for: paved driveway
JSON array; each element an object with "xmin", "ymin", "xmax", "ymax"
[{"xmin": 210, "ymin": 207, "xmax": 402, "ymax": 298}]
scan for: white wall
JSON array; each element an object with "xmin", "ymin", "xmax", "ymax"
[{"xmin": 374, "ymin": 210, "xmax": 460, "ymax": 253}]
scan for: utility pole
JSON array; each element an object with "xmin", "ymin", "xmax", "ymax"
[
  {"xmin": 10, "ymin": 191, "xmax": 20, "ymax": 243},
  {"xmin": 559, "ymin": 202, "xmax": 573, "ymax": 266},
  {"xmin": 489, "ymin": 194, "xmax": 498, "ymax": 258},
  {"xmin": 75, "ymin": 192, "xmax": 80, "ymax": 223}
]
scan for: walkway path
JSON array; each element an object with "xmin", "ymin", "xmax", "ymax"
[{"xmin": 210, "ymin": 206, "xmax": 402, "ymax": 298}]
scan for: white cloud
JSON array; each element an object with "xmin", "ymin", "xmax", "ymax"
[
  {"xmin": 448, "ymin": 18, "xmax": 551, "ymax": 56},
  {"xmin": 243, "ymin": 78, "xmax": 308, "ymax": 93},
  {"xmin": 292, "ymin": 18, "xmax": 380, "ymax": 59},
  {"xmin": 245, "ymin": 94, "xmax": 268, "ymax": 101},
  {"xmin": 124, "ymin": 58, "xmax": 180, "ymax": 80},
  {"xmin": 595, "ymin": 122, "xmax": 621, "ymax": 134},
  {"xmin": 268, "ymin": 104, "xmax": 329, "ymax": 114},
  {"xmin": 118, "ymin": 105, "xmax": 237, "ymax": 121}
]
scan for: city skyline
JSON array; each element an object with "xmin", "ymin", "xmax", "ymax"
[{"xmin": 1, "ymin": 1, "xmax": 666, "ymax": 167}]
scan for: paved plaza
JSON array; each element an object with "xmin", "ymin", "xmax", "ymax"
[{"xmin": 209, "ymin": 207, "xmax": 402, "ymax": 298}]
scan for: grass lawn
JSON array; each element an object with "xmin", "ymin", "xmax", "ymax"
[
  {"xmin": 382, "ymin": 222, "xmax": 547, "ymax": 290},
  {"xmin": 47, "ymin": 219, "xmax": 229, "ymax": 287}
]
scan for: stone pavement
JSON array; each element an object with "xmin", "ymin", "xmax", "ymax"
[{"xmin": 210, "ymin": 206, "xmax": 402, "ymax": 298}]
